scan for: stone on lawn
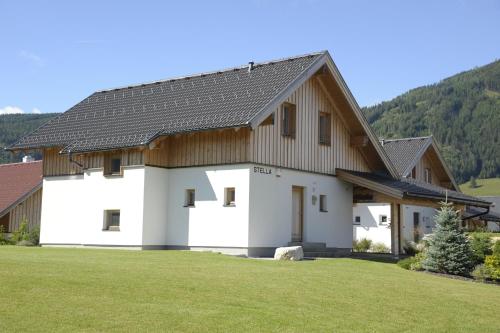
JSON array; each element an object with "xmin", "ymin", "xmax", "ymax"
[{"xmin": 274, "ymin": 246, "xmax": 304, "ymax": 261}]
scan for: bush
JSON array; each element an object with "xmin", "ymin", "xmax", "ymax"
[
  {"xmin": 353, "ymin": 238, "xmax": 372, "ymax": 252},
  {"xmin": 370, "ymin": 242, "xmax": 390, "ymax": 253},
  {"xmin": 397, "ymin": 257, "xmax": 416, "ymax": 270},
  {"xmin": 493, "ymin": 241, "xmax": 500, "ymax": 256},
  {"xmin": 484, "ymin": 255, "xmax": 500, "ymax": 281},
  {"xmin": 11, "ymin": 219, "xmax": 39, "ymax": 246},
  {"xmin": 397, "ymin": 253, "xmax": 425, "ymax": 271},
  {"xmin": 470, "ymin": 233, "xmax": 493, "ymax": 265},
  {"xmin": 0, "ymin": 225, "xmax": 12, "ymax": 245},
  {"xmin": 471, "ymin": 264, "xmax": 489, "ymax": 281},
  {"xmin": 422, "ymin": 202, "xmax": 475, "ymax": 276},
  {"xmin": 403, "ymin": 241, "xmax": 418, "ymax": 256},
  {"xmin": 29, "ymin": 226, "xmax": 40, "ymax": 246}
]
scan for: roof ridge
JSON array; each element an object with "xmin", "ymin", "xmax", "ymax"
[
  {"xmin": 381, "ymin": 135, "xmax": 432, "ymax": 143},
  {"xmin": 0, "ymin": 160, "xmax": 42, "ymax": 167},
  {"xmin": 96, "ymin": 51, "xmax": 327, "ymax": 93}
]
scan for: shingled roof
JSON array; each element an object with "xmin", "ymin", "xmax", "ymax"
[
  {"xmin": 381, "ymin": 136, "xmax": 432, "ymax": 177},
  {"xmin": 10, "ymin": 52, "xmax": 326, "ymax": 153}
]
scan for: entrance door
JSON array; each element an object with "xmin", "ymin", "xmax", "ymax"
[
  {"xmin": 291, "ymin": 186, "xmax": 304, "ymax": 242},
  {"xmin": 413, "ymin": 212, "xmax": 420, "ymax": 242}
]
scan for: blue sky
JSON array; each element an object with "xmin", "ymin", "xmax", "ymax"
[{"xmin": 1, "ymin": 0, "xmax": 499, "ymax": 115}]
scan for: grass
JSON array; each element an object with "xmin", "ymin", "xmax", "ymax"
[
  {"xmin": 460, "ymin": 177, "xmax": 500, "ymax": 196},
  {"xmin": 1, "ymin": 247, "xmax": 499, "ymax": 332}
]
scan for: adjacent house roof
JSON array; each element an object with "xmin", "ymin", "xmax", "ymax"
[
  {"xmin": 336, "ymin": 169, "xmax": 491, "ymax": 208},
  {"xmin": 381, "ymin": 136, "xmax": 458, "ymax": 190},
  {"xmin": 464, "ymin": 207, "xmax": 500, "ymax": 223},
  {"xmin": 0, "ymin": 161, "xmax": 43, "ymax": 217}
]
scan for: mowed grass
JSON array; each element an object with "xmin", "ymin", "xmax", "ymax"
[
  {"xmin": 0, "ymin": 247, "xmax": 499, "ymax": 333},
  {"xmin": 460, "ymin": 177, "xmax": 500, "ymax": 196}
]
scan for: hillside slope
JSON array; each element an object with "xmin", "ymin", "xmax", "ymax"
[
  {"xmin": 0, "ymin": 113, "xmax": 58, "ymax": 164},
  {"xmin": 363, "ymin": 60, "xmax": 500, "ymax": 183}
]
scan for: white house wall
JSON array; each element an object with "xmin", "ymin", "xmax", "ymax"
[
  {"xmin": 353, "ymin": 203, "xmax": 392, "ymax": 247},
  {"xmin": 40, "ymin": 167, "xmax": 146, "ymax": 247},
  {"xmin": 249, "ymin": 165, "xmax": 353, "ymax": 250}
]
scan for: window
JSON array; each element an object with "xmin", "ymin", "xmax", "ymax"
[
  {"xmin": 103, "ymin": 210, "xmax": 120, "ymax": 231},
  {"xmin": 261, "ymin": 113, "xmax": 274, "ymax": 126},
  {"xmin": 424, "ymin": 168, "xmax": 432, "ymax": 183},
  {"xmin": 379, "ymin": 215, "xmax": 388, "ymax": 225},
  {"xmin": 281, "ymin": 103, "xmax": 296, "ymax": 138},
  {"xmin": 411, "ymin": 167, "xmax": 416, "ymax": 179},
  {"xmin": 354, "ymin": 216, "xmax": 361, "ymax": 225},
  {"xmin": 319, "ymin": 112, "xmax": 331, "ymax": 145},
  {"xmin": 104, "ymin": 153, "xmax": 122, "ymax": 176},
  {"xmin": 184, "ymin": 189, "xmax": 195, "ymax": 207},
  {"xmin": 319, "ymin": 194, "xmax": 327, "ymax": 212},
  {"xmin": 224, "ymin": 187, "xmax": 236, "ymax": 206}
]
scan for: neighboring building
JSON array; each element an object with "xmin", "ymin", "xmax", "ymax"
[
  {"xmin": 8, "ymin": 51, "xmax": 490, "ymax": 256},
  {"xmin": 0, "ymin": 160, "xmax": 43, "ymax": 233},
  {"xmin": 464, "ymin": 196, "xmax": 500, "ymax": 232},
  {"xmin": 353, "ymin": 136, "xmax": 460, "ymax": 249}
]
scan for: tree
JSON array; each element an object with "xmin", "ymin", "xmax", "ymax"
[
  {"xmin": 422, "ymin": 202, "xmax": 474, "ymax": 276},
  {"xmin": 469, "ymin": 176, "xmax": 477, "ymax": 188}
]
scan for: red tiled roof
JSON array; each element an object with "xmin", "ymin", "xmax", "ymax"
[{"xmin": 0, "ymin": 161, "xmax": 43, "ymax": 216}]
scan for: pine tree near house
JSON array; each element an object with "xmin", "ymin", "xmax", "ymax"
[{"xmin": 422, "ymin": 202, "xmax": 474, "ymax": 276}]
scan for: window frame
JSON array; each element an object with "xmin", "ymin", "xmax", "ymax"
[
  {"xmin": 184, "ymin": 189, "xmax": 195, "ymax": 207},
  {"xmin": 281, "ymin": 102, "xmax": 296, "ymax": 138},
  {"xmin": 379, "ymin": 215, "xmax": 388, "ymax": 225},
  {"xmin": 224, "ymin": 187, "xmax": 236, "ymax": 207},
  {"xmin": 319, "ymin": 194, "xmax": 328, "ymax": 212},
  {"xmin": 104, "ymin": 153, "xmax": 122, "ymax": 176},
  {"xmin": 354, "ymin": 216, "xmax": 361, "ymax": 225},
  {"xmin": 103, "ymin": 209, "xmax": 120, "ymax": 231},
  {"xmin": 424, "ymin": 168, "xmax": 432, "ymax": 183},
  {"xmin": 318, "ymin": 111, "xmax": 331, "ymax": 145}
]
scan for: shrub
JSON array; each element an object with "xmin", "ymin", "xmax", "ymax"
[
  {"xmin": 484, "ymin": 255, "xmax": 500, "ymax": 281},
  {"xmin": 397, "ymin": 257, "xmax": 416, "ymax": 270},
  {"xmin": 12, "ymin": 220, "xmax": 30, "ymax": 244},
  {"xmin": 471, "ymin": 264, "xmax": 489, "ymax": 281},
  {"xmin": 422, "ymin": 202, "xmax": 474, "ymax": 276},
  {"xmin": 470, "ymin": 233, "xmax": 493, "ymax": 265},
  {"xmin": 403, "ymin": 241, "xmax": 418, "ymax": 256},
  {"xmin": 29, "ymin": 226, "xmax": 40, "ymax": 246},
  {"xmin": 370, "ymin": 242, "xmax": 390, "ymax": 253},
  {"xmin": 410, "ymin": 252, "xmax": 426, "ymax": 271},
  {"xmin": 0, "ymin": 225, "xmax": 12, "ymax": 245},
  {"xmin": 353, "ymin": 238, "xmax": 372, "ymax": 252},
  {"xmin": 493, "ymin": 241, "xmax": 500, "ymax": 256}
]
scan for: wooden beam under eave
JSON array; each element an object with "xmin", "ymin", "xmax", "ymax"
[{"xmin": 351, "ymin": 135, "xmax": 369, "ymax": 148}]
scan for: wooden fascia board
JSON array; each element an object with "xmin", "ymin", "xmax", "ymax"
[
  {"xmin": 336, "ymin": 170, "xmax": 404, "ymax": 199},
  {"xmin": 248, "ymin": 52, "xmax": 328, "ymax": 129},
  {"xmin": 322, "ymin": 54, "xmax": 399, "ymax": 178}
]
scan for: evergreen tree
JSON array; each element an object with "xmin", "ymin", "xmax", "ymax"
[
  {"xmin": 422, "ymin": 202, "xmax": 474, "ymax": 276},
  {"xmin": 469, "ymin": 176, "xmax": 477, "ymax": 188}
]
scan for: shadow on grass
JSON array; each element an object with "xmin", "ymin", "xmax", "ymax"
[{"xmin": 348, "ymin": 252, "xmax": 403, "ymax": 264}]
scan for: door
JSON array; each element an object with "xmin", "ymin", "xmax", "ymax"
[
  {"xmin": 413, "ymin": 212, "xmax": 420, "ymax": 242},
  {"xmin": 291, "ymin": 186, "xmax": 304, "ymax": 242}
]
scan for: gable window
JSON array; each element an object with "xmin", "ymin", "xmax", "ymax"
[
  {"xmin": 224, "ymin": 187, "xmax": 236, "ymax": 206},
  {"xmin": 354, "ymin": 216, "xmax": 361, "ymax": 225},
  {"xmin": 379, "ymin": 215, "xmax": 388, "ymax": 225},
  {"xmin": 319, "ymin": 112, "xmax": 331, "ymax": 145},
  {"xmin": 411, "ymin": 167, "xmax": 416, "ymax": 179},
  {"xmin": 104, "ymin": 153, "xmax": 122, "ymax": 176},
  {"xmin": 281, "ymin": 103, "xmax": 296, "ymax": 138},
  {"xmin": 184, "ymin": 189, "xmax": 195, "ymax": 207},
  {"xmin": 103, "ymin": 210, "xmax": 120, "ymax": 231},
  {"xmin": 424, "ymin": 168, "xmax": 432, "ymax": 183},
  {"xmin": 319, "ymin": 194, "xmax": 328, "ymax": 212}
]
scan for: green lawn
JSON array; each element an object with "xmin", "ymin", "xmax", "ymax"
[
  {"xmin": 1, "ymin": 247, "xmax": 499, "ymax": 332},
  {"xmin": 460, "ymin": 177, "xmax": 500, "ymax": 196}
]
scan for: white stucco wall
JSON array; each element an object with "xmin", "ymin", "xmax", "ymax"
[
  {"xmin": 401, "ymin": 205, "xmax": 437, "ymax": 242},
  {"xmin": 40, "ymin": 167, "xmax": 146, "ymax": 247},
  {"xmin": 249, "ymin": 166, "xmax": 353, "ymax": 249},
  {"xmin": 142, "ymin": 167, "xmax": 169, "ymax": 246},
  {"xmin": 165, "ymin": 165, "xmax": 250, "ymax": 248},
  {"xmin": 353, "ymin": 203, "xmax": 392, "ymax": 247}
]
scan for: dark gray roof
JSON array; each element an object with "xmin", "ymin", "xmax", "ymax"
[
  {"xmin": 381, "ymin": 136, "xmax": 432, "ymax": 176},
  {"xmin": 11, "ymin": 52, "xmax": 325, "ymax": 153},
  {"xmin": 339, "ymin": 169, "xmax": 491, "ymax": 207},
  {"xmin": 464, "ymin": 207, "xmax": 500, "ymax": 222}
]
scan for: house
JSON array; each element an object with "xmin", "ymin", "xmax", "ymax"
[
  {"xmin": 463, "ymin": 196, "xmax": 500, "ymax": 232},
  {"xmin": 0, "ymin": 158, "xmax": 43, "ymax": 233},
  {"xmin": 353, "ymin": 136, "xmax": 461, "ymax": 249},
  {"xmin": 8, "ymin": 51, "xmax": 491, "ymax": 256}
]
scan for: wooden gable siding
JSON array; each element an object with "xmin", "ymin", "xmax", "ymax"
[
  {"xmin": 249, "ymin": 78, "xmax": 369, "ymax": 174},
  {"xmin": 9, "ymin": 187, "xmax": 42, "ymax": 232},
  {"xmin": 43, "ymin": 147, "xmax": 143, "ymax": 177},
  {"xmin": 144, "ymin": 128, "xmax": 250, "ymax": 168},
  {"xmin": 414, "ymin": 153, "xmax": 442, "ymax": 187}
]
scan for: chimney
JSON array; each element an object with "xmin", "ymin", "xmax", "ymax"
[
  {"xmin": 22, "ymin": 155, "xmax": 35, "ymax": 163},
  {"xmin": 248, "ymin": 61, "xmax": 254, "ymax": 73}
]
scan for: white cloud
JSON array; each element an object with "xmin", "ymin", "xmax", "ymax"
[
  {"xmin": 19, "ymin": 50, "xmax": 44, "ymax": 67},
  {"xmin": 0, "ymin": 106, "xmax": 43, "ymax": 115}
]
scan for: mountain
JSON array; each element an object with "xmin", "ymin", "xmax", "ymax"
[
  {"xmin": 363, "ymin": 60, "xmax": 500, "ymax": 183},
  {"xmin": 0, "ymin": 113, "xmax": 58, "ymax": 164}
]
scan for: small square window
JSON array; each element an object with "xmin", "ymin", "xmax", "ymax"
[
  {"xmin": 379, "ymin": 215, "xmax": 388, "ymax": 225},
  {"xmin": 104, "ymin": 153, "xmax": 122, "ymax": 176},
  {"xmin": 185, "ymin": 189, "xmax": 195, "ymax": 207},
  {"xmin": 103, "ymin": 210, "xmax": 120, "ymax": 231},
  {"xmin": 354, "ymin": 216, "xmax": 361, "ymax": 225},
  {"xmin": 111, "ymin": 158, "xmax": 121, "ymax": 174},
  {"xmin": 224, "ymin": 187, "xmax": 236, "ymax": 206},
  {"xmin": 319, "ymin": 194, "xmax": 327, "ymax": 212}
]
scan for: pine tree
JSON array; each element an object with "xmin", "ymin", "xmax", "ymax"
[
  {"xmin": 422, "ymin": 202, "xmax": 474, "ymax": 276},
  {"xmin": 469, "ymin": 176, "xmax": 477, "ymax": 188}
]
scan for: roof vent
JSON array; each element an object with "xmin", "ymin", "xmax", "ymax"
[
  {"xmin": 248, "ymin": 61, "xmax": 254, "ymax": 73},
  {"xmin": 22, "ymin": 155, "xmax": 35, "ymax": 163}
]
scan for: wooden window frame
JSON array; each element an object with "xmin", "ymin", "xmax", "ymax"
[
  {"xmin": 318, "ymin": 112, "xmax": 331, "ymax": 145},
  {"xmin": 319, "ymin": 194, "xmax": 328, "ymax": 212},
  {"xmin": 184, "ymin": 189, "xmax": 195, "ymax": 207},
  {"xmin": 424, "ymin": 168, "xmax": 432, "ymax": 183},
  {"xmin": 281, "ymin": 103, "xmax": 296, "ymax": 138},
  {"xmin": 104, "ymin": 153, "xmax": 123, "ymax": 176},
  {"xmin": 103, "ymin": 210, "xmax": 120, "ymax": 231},
  {"xmin": 224, "ymin": 187, "xmax": 236, "ymax": 207}
]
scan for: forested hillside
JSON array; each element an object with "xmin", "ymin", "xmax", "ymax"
[
  {"xmin": 0, "ymin": 113, "xmax": 58, "ymax": 164},
  {"xmin": 363, "ymin": 60, "xmax": 500, "ymax": 183}
]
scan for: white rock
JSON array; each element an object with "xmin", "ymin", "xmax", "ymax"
[{"xmin": 274, "ymin": 246, "xmax": 304, "ymax": 261}]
